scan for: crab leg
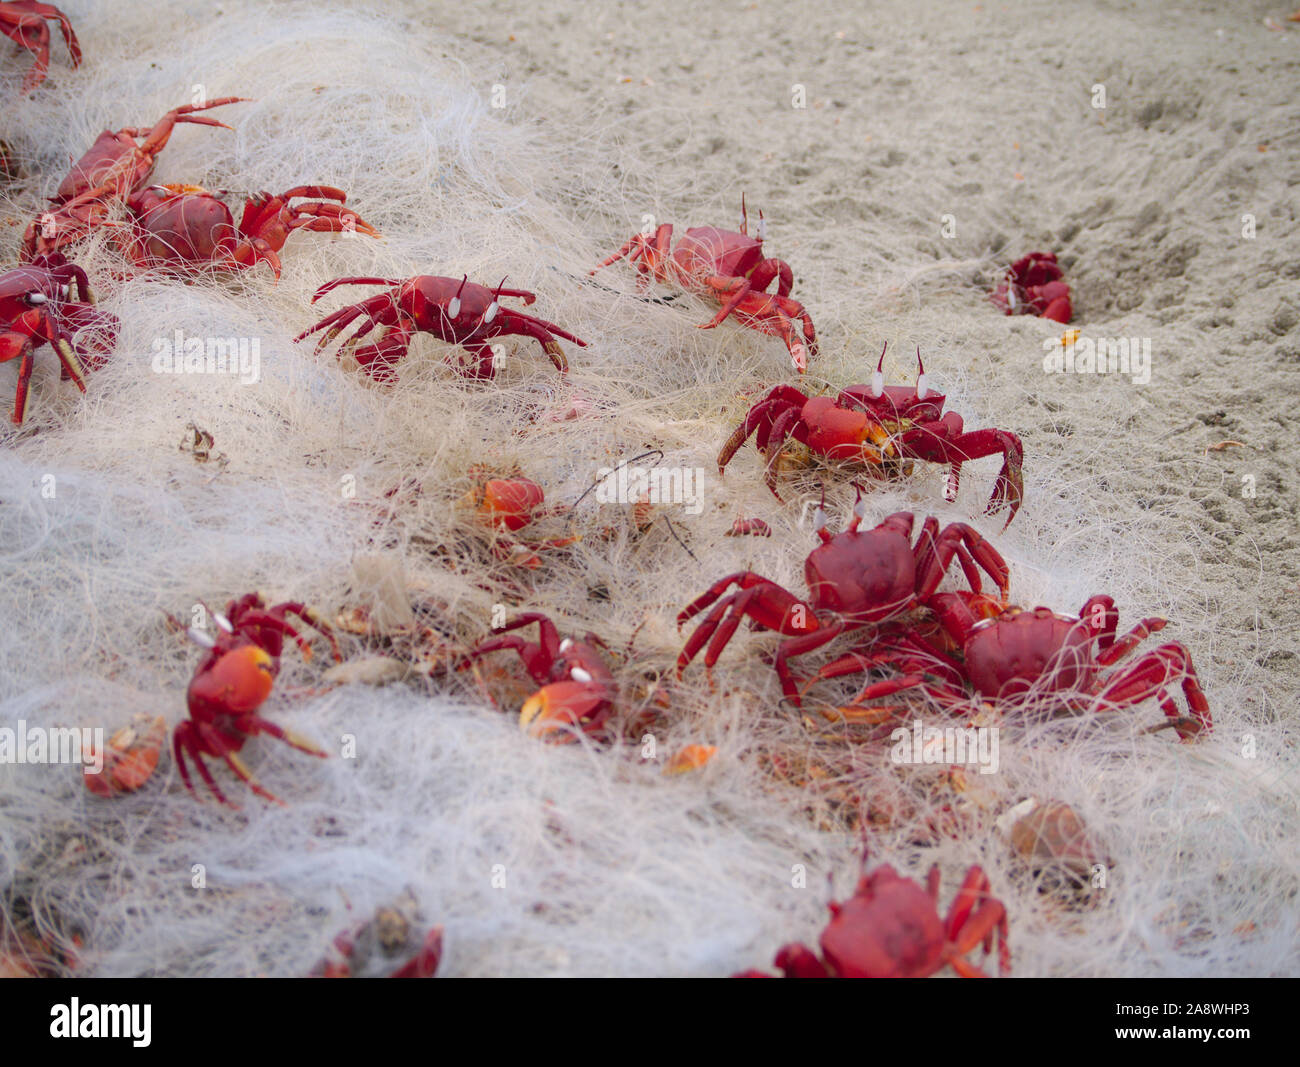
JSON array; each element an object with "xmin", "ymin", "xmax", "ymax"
[
  {"xmin": 1093, "ymin": 644, "xmax": 1211, "ymax": 739},
  {"xmin": 308, "ymin": 277, "xmax": 406, "ymax": 302},
  {"xmin": 458, "ymin": 614, "xmax": 561, "ymax": 670},
  {"xmin": 489, "ymin": 309, "xmax": 586, "ymax": 374},
  {"xmin": 897, "ymin": 418, "xmax": 1025, "ymax": 529},
  {"xmin": 913, "ymin": 520, "xmax": 1010, "ymax": 602},
  {"xmin": 1094, "ymin": 616, "xmax": 1167, "ymax": 666},
  {"xmin": 724, "ymin": 290, "xmax": 814, "ymax": 372},
  {"xmin": 590, "ymin": 224, "xmax": 674, "ymax": 283},
  {"xmin": 172, "ymin": 724, "xmax": 232, "ymax": 806},
  {"xmin": 297, "ymin": 292, "xmax": 398, "ymax": 347},
  {"xmin": 942, "ymin": 865, "xmax": 1011, "ymax": 977},
  {"xmin": 716, "ymin": 387, "xmax": 807, "ymax": 470},
  {"xmin": 246, "ymin": 714, "xmax": 329, "ymax": 757},
  {"xmin": 748, "ymin": 256, "xmax": 794, "ymax": 297},
  {"xmin": 9, "ymin": 348, "xmax": 34, "ymax": 424}
]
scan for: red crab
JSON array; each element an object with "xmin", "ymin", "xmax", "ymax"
[
  {"xmin": 456, "ymin": 612, "xmax": 615, "ymax": 741},
  {"xmin": 676, "ymin": 496, "xmax": 1009, "ymax": 705},
  {"xmin": 590, "ymin": 197, "xmax": 816, "ymax": 372},
  {"xmin": 462, "ymin": 473, "xmax": 580, "ymax": 569},
  {"xmin": 23, "ymin": 96, "xmax": 248, "ymax": 259},
  {"xmin": 310, "ymin": 898, "xmax": 443, "ymax": 979},
  {"xmin": 719, "ymin": 345, "xmax": 1025, "ymax": 526},
  {"xmin": 990, "ymin": 250, "xmax": 1072, "ymax": 323},
  {"xmin": 811, "ymin": 590, "xmax": 1212, "ymax": 740},
  {"xmin": 1, "ymin": 1, "xmax": 80, "ymax": 92},
  {"xmin": 0, "ymin": 252, "xmax": 117, "ymax": 424},
  {"xmin": 110, "ymin": 183, "xmax": 377, "ymax": 278},
  {"xmin": 172, "ymin": 593, "xmax": 342, "ymax": 806},
  {"xmin": 83, "ymin": 713, "xmax": 167, "ymax": 797},
  {"xmin": 738, "ymin": 862, "xmax": 1010, "ymax": 978},
  {"xmin": 295, "ymin": 274, "xmax": 588, "ymax": 381},
  {"xmin": 726, "ymin": 517, "xmax": 771, "ymax": 537}
]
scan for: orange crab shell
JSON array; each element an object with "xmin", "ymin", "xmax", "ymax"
[
  {"xmin": 1009, "ymin": 801, "xmax": 1109, "ymax": 878},
  {"xmin": 84, "ymin": 713, "xmax": 167, "ymax": 797},
  {"xmin": 663, "ymin": 744, "xmax": 717, "ymax": 775},
  {"xmin": 466, "ymin": 477, "xmax": 545, "ymax": 532},
  {"xmin": 189, "ymin": 644, "xmax": 276, "ymax": 714}
]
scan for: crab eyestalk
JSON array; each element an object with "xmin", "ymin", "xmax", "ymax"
[{"xmin": 447, "ymin": 274, "xmax": 468, "ymax": 320}]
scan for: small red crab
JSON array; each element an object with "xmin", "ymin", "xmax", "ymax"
[
  {"xmin": 172, "ymin": 593, "xmax": 342, "ymax": 806},
  {"xmin": 310, "ymin": 896, "xmax": 443, "ymax": 979},
  {"xmin": 726, "ymin": 517, "xmax": 771, "ymax": 537},
  {"xmin": 456, "ymin": 612, "xmax": 615, "ymax": 741},
  {"xmin": 677, "ymin": 496, "xmax": 1009, "ymax": 705},
  {"xmin": 23, "ymin": 96, "xmax": 247, "ymax": 258},
  {"xmin": 462, "ymin": 472, "xmax": 580, "ymax": 569},
  {"xmin": 83, "ymin": 713, "xmax": 167, "ymax": 798},
  {"xmin": 590, "ymin": 197, "xmax": 816, "ymax": 372},
  {"xmin": 108, "ymin": 183, "xmax": 378, "ymax": 278},
  {"xmin": 990, "ymin": 250, "xmax": 1072, "ymax": 323},
  {"xmin": 737, "ymin": 862, "xmax": 1010, "ymax": 978},
  {"xmin": 1, "ymin": 1, "xmax": 80, "ymax": 92},
  {"xmin": 719, "ymin": 345, "xmax": 1025, "ymax": 526},
  {"xmin": 295, "ymin": 274, "xmax": 588, "ymax": 381},
  {"xmin": 812, "ymin": 590, "xmax": 1212, "ymax": 740},
  {"xmin": 0, "ymin": 252, "xmax": 117, "ymax": 424}
]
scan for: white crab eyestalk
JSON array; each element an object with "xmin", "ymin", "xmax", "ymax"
[
  {"xmin": 870, "ymin": 342, "xmax": 887, "ymax": 398},
  {"xmin": 27, "ymin": 292, "xmax": 47, "ymax": 305},
  {"xmin": 559, "ymin": 638, "xmax": 573, "ymax": 653},
  {"xmin": 485, "ymin": 276, "xmax": 508, "ymax": 324},
  {"xmin": 212, "ymin": 611, "xmax": 233, "ymax": 633},
  {"xmin": 187, "ymin": 627, "xmax": 217, "ymax": 649},
  {"xmin": 569, "ymin": 666, "xmax": 593, "ymax": 684},
  {"xmin": 449, "ymin": 274, "xmax": 469, "ymax": 320},
  {"xmin": 757, "ymin": 213, "xmax": 767, "ymax": 241}
]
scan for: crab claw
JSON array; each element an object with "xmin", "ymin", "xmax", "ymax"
[
  {"xmin": 518, "ymin": 679, "xmax": 610, "ymax": 741},
  {"xmin": 789, "ymin": 341, "xmax": 807, "ymax": 374},
  {"xmin": 190, "ymin": 644, "xmax": 275, "ymax": 714}
]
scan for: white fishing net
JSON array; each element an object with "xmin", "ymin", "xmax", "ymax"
[{"xmin": 0, "ymin": 0, "xmax": 1295, "ymax": 976}]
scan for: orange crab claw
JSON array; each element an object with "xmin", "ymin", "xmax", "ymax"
[
  {"xmin": 191, "ymin": 644, "xmax": 275, "ymax": 714},
  {"xmin": 518, "ymin": 680, "xmax": 607, "ymax": 742},
  {"xmin": 84, "ymin": 713, "xmax": 166, "ymax": 797}
]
